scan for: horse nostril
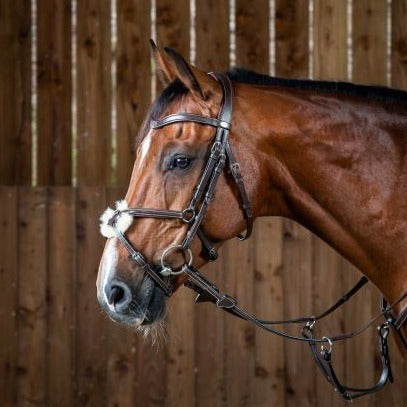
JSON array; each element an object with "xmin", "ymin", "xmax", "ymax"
[
  {"xmin": 108, "ymin": 285, "xmax": 125, "ymax": 305},
  {"xmin": 105, "ymin": 281, "xmax": 132, "ymax": 313}
]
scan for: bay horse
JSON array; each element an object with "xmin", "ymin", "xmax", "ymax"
[{"xmin": 97, "ymin": 42, "xmax": 407, "ymax": 399}]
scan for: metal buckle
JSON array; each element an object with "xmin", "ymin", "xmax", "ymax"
[
  {"xmin": 182, "ymin": 208, "xmax": 196, "ymax": 223},
  {"xmin": 216, "ymin": 294, "xmax": 237, "ymax": 308},
  {"xmin": 107, "ymin": 209, "xmax": 121, "ymax": 226},
  {"xmin": 301, "ymin": 316, "xmax": 316, "ymax": 336}
]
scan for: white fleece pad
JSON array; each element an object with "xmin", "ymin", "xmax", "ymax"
[{"xmin": 100, "ymin": 200, "xmax": 134, "ymax": 238}]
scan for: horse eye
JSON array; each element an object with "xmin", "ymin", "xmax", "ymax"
[{"xmin": 173, "ymin": 156, "xmax": 191, "ymax": 170}]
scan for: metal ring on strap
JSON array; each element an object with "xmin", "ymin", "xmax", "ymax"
[
  {"xmin": 160, "ymin": 244, "xmax": 193, "ymax": 276},
  {"xmin": 321, "ymin": 336, "xmax": 333, "ymax": 355}
]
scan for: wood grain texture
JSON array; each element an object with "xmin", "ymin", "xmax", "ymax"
[
  {"xmin": 77, "ymin": 0, "xmax": 111, "ymax": 186},
  {"xmin": 16, "ymin": 188, "xmax": 47, "ymax": 406},
  {"xmin": 195, "ymin": 0, "xmax": 229, "ymax": 70},
  {"xmin": 47, "ymin": 187, "xmax": 76, "ymax": 406},
  {"xmin": 282, "ymin": 221, "xmax": 316, "ymax": 407},
  {"xmin": 353, "ymin": 0, "xmax": 387, "ymax": 84},
  {"xmin": 0, "ymin": 1, "xmax": 31, "ymax": 185},
  {"xmin": 75, "ymin": 187, "xmax": 109, "ymax": 406},
  {"xmin": 223, "ymin": 237, "xmax": 255, "ymax": 407},
  {"xmin": 0, "ymin": 187, "xmax": 18, "ymax": 407},
  {"xmin": 392, "ymin": 0, "xmax": 407, "ymax": 90},
  {"xmin": 194, "ymin": 262, "xmax": 226, "ymax": 407},
  {"xmin": 116, "ymin": 0, "xmax": 151, "ymax": 185},
  {"xmin": 37, "ymin": 0, "xmax": 72, "ymax": 185},
  {"xmin": 313, "ymin": 0, "xmax": 347, "ymax": 80},
  {"xmin": 155, "ymin": 0, "xmax": 190, "ymax": 94},
  {"xmin": 166, "ymin": 290, "xmax": 196, "ymax": 406},
  {"xmin": 275, "ymin": 0, "xmax": 309, "ymax": 78},
  {"xmin": 253, "ymin": 218, "xmax": 285, "ymax": 407},
  {"xmin": 235, "ymin": 0, "xmax": 269, "ymax": 73}
]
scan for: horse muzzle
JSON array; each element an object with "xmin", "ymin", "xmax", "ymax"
[{"xmin": 97, "ymin": 273, "xmax": 167, "ymax": 326}]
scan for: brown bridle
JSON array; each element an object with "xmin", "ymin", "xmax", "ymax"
[
  {"xmin": 101, "ymin": 72, "xmax": 407, "ymax": 401},
  {"xmin": 102, "ymin": 72, "xmax": 252, "ymax": 296}
]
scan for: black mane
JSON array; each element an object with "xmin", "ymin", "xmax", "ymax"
[
  {"xmin": 227, "ymin": 67, "xmax": 407, "ymax": 104},
  {"xmin": 148, "ymin": 68, "xmax": 407, "ymax": 126}
]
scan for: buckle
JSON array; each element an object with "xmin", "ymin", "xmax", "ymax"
[{"xmin": 216, "ymin": 294, "xmax": 237, "ymax": 309}]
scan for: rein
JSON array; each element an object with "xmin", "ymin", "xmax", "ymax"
[{"xmin": 100, "ymin": 72, "xmax": 407, "ymax": 401}]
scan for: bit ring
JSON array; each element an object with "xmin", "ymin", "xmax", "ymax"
[{"xmin": 160, "ymin": 245, "xmax": 193, "ymax": 276}]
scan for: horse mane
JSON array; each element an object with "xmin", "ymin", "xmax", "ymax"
[
  {"xmin": 139, "ymin": 67, "xmax": 407, "ymax": 146},
  {"xmin": 227, "ymin": 67, "xmax": 407, "ymax": 105}
]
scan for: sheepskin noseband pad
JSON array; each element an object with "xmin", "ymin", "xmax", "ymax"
[{"xmin": 100, "ymin": 200, "xmax": 134, "ymax": 238}]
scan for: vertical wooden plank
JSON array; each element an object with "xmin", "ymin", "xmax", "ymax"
[
  {"xmin": 194, "ymin": 264, "xmax": 226, "ymax": 407},
  {"xmin": 253, "ymin": 219, "xmax": 285, "ymax": 406},
  {"xmin": 313, "ymin": 0, "xmax": 347, "ymax": 80},
  {"xmin": 47, "ymin": 187, "xmax": 76, "ymax": 406},
  {"xmin": 37, "ymin": 0, "xmax": 72, "ymax": 185},
  {"xmin": 196, "ymin": 0, "xmax": 229, "ymax": 70},
  {"xmin": 104, "ymin": 186, "xmax": 138, "ymax": 407},
  {"xmin": 312, "ymin": 238, "xmax": 345, "ymax": 407},
  {"xmin": 116, "ymin": 0, "xmax": 151, "ymax": 185},
  {"xmin": 0, "ymin": 2, "xmax": 31, "ymax": 185},
  {"xmin": 156, "ymin": 0, "xmax": 189, "ymax": 51},
  {"xmin": 166, "ymin": 290, "xmax": 196, "ymax": 407},
  {"xmin": 0, "ymin": 187, "xmax": 18, "ymax": 407},
  {"xmin": 75, "ymin": 187, "xmax": 108, "ymax": 406},
  {"xmin": 223, "ymin": 238, "xmax": 255, "ymax": 407},
  {"xmin": 155, "ymin": 0, "xmax": 190, "ymax": 94},
  {"xmin": 351, "ymin": 3, "xmax": 387, "ymax": 406},
  {"xmin": 16, "ymin": 188, "xmax": 47, "ymax": 406},
  {"xmin": 275, "ymin": 0, "xmax": 309, "ymax": 78},
  {"xmin": 195, "ymin": 2, "xmax": 229, "ymax": 405},
  {"xmin": 353, "ymin": 0, "xmax": 387, "ymax": 84},
  {"xmin": 77, "ymin": 1, "xmax": 111, "ymax": 185},
  {"xmin": 392, "ymin": 0, "xmax": 407, "ymax": 90},
  {"xmin": 235, "ymin": 0, "xmax": 269, "ymax": 72},
  {"xmin": 282, "ymin": 221, "xmax": 315, "ymax": 407},
  {"xmin": 387, "ymin": 2, "xmax": 407, "ymax": 405}
]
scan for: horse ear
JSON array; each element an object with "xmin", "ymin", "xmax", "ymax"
[
  {"xmin": 150, "ymin": 39, "xmax": 177, "ymax": 85},
  {"xmin": 164, "ymin": 47, "xmax": 215, "ymax": 101}
]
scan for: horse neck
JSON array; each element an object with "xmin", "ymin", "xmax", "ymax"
[{"xmin": 232, "ymin": 82, "xmax": 407, "ymax": 304}]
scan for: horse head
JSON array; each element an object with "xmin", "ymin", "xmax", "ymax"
[{"xmin": 96, "ymin": 42, "xmax": 259, "ymax": 329}]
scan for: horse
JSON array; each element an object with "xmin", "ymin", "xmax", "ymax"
[{"xmin": 97, "ymin": 41, "xmax": 407, "ymax": 398}]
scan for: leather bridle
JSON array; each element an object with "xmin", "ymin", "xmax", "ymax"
[{"xmin": 101, "ymin": 72, "xmax": 407, "ymax": 401}]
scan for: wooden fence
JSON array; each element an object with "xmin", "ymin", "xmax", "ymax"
[{"xmin": 1, "ymin": 1, "xmax": 407, "ymax": 406}]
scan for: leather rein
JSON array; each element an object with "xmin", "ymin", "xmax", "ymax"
[{"xmin": 101, "ymin": 72, "xmax": 407, "ymax": 401}]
